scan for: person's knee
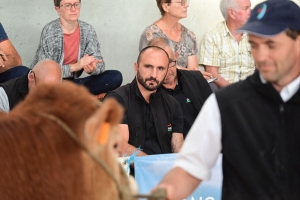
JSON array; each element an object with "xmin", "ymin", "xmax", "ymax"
[
  {"xmin": 13, "ymin": 66, "xmax": 30, "ymax": 76},
  {"xmin": 114, "ymin": 70, "xmax": 123, "ymax": 86},
  {"xmin": 0, "ymin": 66, "xmax": 29, "ymax": 83},
  {"xmin": 108, "ymin": 70, "xmax": 123, "ymax": 86}
]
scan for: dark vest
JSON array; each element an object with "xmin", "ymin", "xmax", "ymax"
[
  {"xmin": 0, "ymin": 74, "xmax": 29, "ymax": 110},
  {"xmin": 112, "ymin": 79, "xmax": 181, "ymax": 153},
  {"xmin": 176, "ymin": 69, "xmax": 212, "ymax": 112},
  {"xmin": 215, "ymin": 71, "xmax": 300, "ymax": 199}
]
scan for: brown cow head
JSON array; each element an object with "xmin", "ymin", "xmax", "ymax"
[{"xmin": 0, "ymin": 82, "xmax": 136, "ymax": 200}]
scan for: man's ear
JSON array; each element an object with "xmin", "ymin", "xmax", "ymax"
[
  {"xmin": 134, "ymin": 62, "xmax": 138, "ymax": 74},
  {"xmin": 228, "ymin": 8, "xmax": 236, "ymax": 19},
  {"xmin": 28, "ymin": 71, "xmax": 35, "ymax": 83}
]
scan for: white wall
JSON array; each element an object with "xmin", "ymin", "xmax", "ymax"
[{"xmin": 0, "ymin": 0, "xmax": 299, "ymax": 84}]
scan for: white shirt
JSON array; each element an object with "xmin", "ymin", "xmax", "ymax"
[
  {"xmin": 174, "ymin": 75, "xmax": 300, "ymax": 181},
  {"xmin": 0, "ymin": 87, "xmax": 9, "ymax": 112}
]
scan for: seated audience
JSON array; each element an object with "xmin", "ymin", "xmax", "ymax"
[
  {"xmin": 0, "ymin": 59, "xmax": 62, "ymax": 112},
  {"xmin": 199, "ymin": 0, "xmax": 255, "ymax": 90},
  {"xmin": 139, "ymin": 0, "xmax": 212, "ymax": 80},
  {"xmin": 149, "ymin": 38, "xmax": 212, "ymax": 138},
  {"xmin": 105, "ymin": 46, "xmax": 184, "ymax": 156},
  {"xmin": 155, "ymin": 1, "xmax": 300, "ymax": 199},
  {"xmin": 0, "ymin": 22, "xmax": 29, "ymax": 83},
  {"xmin": 30, "ymin": 0, "xmax": 122, "ymax": 98}
]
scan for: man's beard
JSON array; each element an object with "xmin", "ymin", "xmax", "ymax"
[{"xmin": 137, "ymin": 70, "xmax": 161, "ymax": 91}]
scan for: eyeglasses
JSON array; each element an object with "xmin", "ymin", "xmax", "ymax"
[
  {"xmin": 60, "ymin": 2, "xmax": 81, "ymax": 10},
  {"xmin": 171, "ymin": 0, "xmax": 190, "ymax": 6},
  {"xmin": 169, "ymin": 60, "xmax": 176, "ymax": 68}
]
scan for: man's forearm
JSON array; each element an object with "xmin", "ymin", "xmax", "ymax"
[
  {"xmin": 119, "ymin": 140, "xmax": 147, "ymax": 156},
  {"xmin": 171, "ymin": 133, "xmax": 183, "ymax": 153},
  {"xmin": 155, "ymin": 167, "xmax": 201, "ymax": 200},
  {"xmin": 213, "ymin": 73, "xmax": 230, "ymax": 88}
]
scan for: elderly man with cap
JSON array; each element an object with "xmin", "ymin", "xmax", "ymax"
[{"xmin": 154, "ymin": 1, "xmax": 300, "ymax": 199}]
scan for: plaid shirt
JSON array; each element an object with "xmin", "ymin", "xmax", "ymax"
[{"xmin": 199, "ymin": 21, "xmax": 255, "ymax": 83}]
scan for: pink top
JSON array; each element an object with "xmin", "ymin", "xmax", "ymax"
[{"xmin": 63, "ymin": 26, "xmax": 80, "ymax": 65}]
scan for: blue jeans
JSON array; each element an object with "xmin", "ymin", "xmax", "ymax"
[
  {"xmin": 0, "ymin": 66, "xmax": 29, "ymax": 83},
  {"xmin": 68, "ymin": 70, "xmax": 123, "ymax": 95}
]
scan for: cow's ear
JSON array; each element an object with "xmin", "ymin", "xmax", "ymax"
[{"xmin": 84, "ymin": 98, "xmax": 124, "ymax": 146}]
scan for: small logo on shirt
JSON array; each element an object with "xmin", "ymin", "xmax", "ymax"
[
  {"xmin": 167, "ymin": 124, "xmax": 172, "ymax": 132},
  {"xmin": 186, "ymin": 98, "xmax": 191, "ymax": 103}
]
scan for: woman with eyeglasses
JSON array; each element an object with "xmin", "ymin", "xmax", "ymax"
[
  {"xmin": 139, "ymin": 0, "xmax": 212, "ymax": 79},
  {"xmin": 31, "ymin": 0, "xmax": 122, "ymax": 99}
]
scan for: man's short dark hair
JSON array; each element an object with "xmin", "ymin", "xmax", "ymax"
[
  {"xmin": 286, "ymin": 29, "xmax": 300, "ymax": 40},
  {"xmin": 137, "ymin": 46, "xmax": 169, "ymax": 65}
]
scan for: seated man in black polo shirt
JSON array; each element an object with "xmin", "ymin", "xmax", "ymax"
[
  {"xmin": 149, "ymin": 38, "xmax": 212, "ymax": 138},
  {"xmin": 105, "ymin": 46, "xmax": 183, "ymax": 156}
]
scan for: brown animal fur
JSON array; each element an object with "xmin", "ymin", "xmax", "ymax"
[{"xmin": 0, "ymin": 82, "xmax": 132, "ymax": 200}]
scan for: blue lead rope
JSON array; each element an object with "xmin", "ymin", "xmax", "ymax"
[{"xmin": 125, "ymin": 146, "xmax": 142, "ymax": 174}]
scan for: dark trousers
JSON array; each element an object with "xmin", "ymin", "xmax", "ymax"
[
  {"xmin": 209, "ymin": 82, "xmax": 219, "ymax": 92},
  {"xmin": 0, "ymin": 66, "xmax": 29, "ymax": 83},
  {"xmin": 67, "ymin": 70, "xmax": 123, "ymax": 95}
]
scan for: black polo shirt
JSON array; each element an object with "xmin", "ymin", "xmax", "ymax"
[
  {"xmin": 121, "ymin": 94, "xmax": 163, "ymax": 155},
  {"xmin": 106, "ymin": 79, "xmax": 183, "ymax": 155},
  {"xmin": 163, "ymin": 80, "xmax": 198, "ymax": 138}
]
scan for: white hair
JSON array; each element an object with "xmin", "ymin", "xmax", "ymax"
[
  {"xmin": 220, "ymin": 0, "xmax": 239, "ymax": 20},
  {"xmin": 147, "ymin": 37, "xmax": 176, "ymax": 56}
]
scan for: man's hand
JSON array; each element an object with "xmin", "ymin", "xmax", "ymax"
[
  {"xmin": 0, "ymin": 51, "xmax": 8, "ymax": 67},
  {"xmin": 205, "ymin": 65, "xmax": 230, "ymax": 87},
  {"xmin": 83, "ymin": 59, "xmax": 102, "ymax": 74},
  {"xmin": 200, "ymin": 71, "xmax": 213, "ymax": 80}
]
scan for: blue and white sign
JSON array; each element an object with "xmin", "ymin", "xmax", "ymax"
[{"xmin": 134, "ymin": 153, "xmax": 223, "ymax": 200}]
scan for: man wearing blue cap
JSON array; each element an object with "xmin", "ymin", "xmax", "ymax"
[{"xmin": 154, "ymin": 1, "xmax": 300, "ymax": 199}]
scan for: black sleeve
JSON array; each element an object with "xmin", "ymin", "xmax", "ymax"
[
  {"xmin": 104, "ymin": 92, "xmax": 128, "ymax": 124},
  {"xmin": 171, "ymin": 100, "xmax": 183, "ymax": 134}
]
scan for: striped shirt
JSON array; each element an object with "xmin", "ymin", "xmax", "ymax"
[{"xmin": 199, "ymin": 21, "xmax": 255, "ymax": 83}]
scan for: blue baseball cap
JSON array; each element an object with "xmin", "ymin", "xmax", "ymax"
[{"xmin": 237, "ymin": 0, "xmax": 300, "ymax": 36}]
